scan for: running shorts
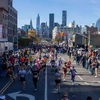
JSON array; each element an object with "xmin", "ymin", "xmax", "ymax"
[
  {"xmin": 55, "ymin": 79, "xmax": 61, "ymax": 83},
  {"xmin": 20, "ymin": 77, "xmax": 25, "ymax": 82}
]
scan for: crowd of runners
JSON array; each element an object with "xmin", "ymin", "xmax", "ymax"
[{"xmin": 0, "ymin": 44, "xmax": 100, "ymax": 100}]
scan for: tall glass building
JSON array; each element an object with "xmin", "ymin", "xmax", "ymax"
[
  {"xmin": 36, "ymin": 14, "xmax": 40, "ymax": 35},
  {"xmin": 30, "ymin": 19, "xmax": 33, "ymax": 30},
  {"xmin": 62, "ymin": 10, "xmax": 67, "ymax": 26},
  {"xmin": 96, "ymin": 18, "xmax": 100, "ymax": 28},
  {"xmin": 49, "ymin": 13, "xmax": 54, "ymax": 39}
]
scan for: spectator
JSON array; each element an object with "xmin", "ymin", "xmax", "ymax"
[
  {"xmin": 95, "ymin": 59, "xmax": 99, "ymax": 77},
  {"xmin": 81, "ymin": 54, "xmax": 86, "ymax": 68}
]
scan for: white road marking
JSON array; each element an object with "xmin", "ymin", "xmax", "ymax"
[
  {"xmin": 77, "ymin": 74, "xmax": 83, "ymax": 80},
  {"xmin": 85, "ymin": 82, "xmax": 89, "ymax": 85},
  {"xmin": 0, "ymin": 74, "xmax": 17, "ymax": 94},
  {"xmin": 1, "ymin": 80, "xmax": 13, "ymax": 94},
  {"xmin": 61, "ymin": 55, "xmax": 100, "ymax": 85},
  {"xmin": 89, "ymin": 81, "xmax": 100, "ymax": 83},
  {"xmin": 7, "ymin": 91, "xmax": 35, "ymax": 100},
  {"xmin": 45, "ymin": 66, "xmax": 47, "ymax": 100},
  {"xmin": 0, "ymin": 81, "xmax": 11, "ymax": 93},
  {"xmin": 59, "ymin": 56, "xmax": 66, "ymax": 62},
  {"xmin": 60, "ymin": 56, "xmax": 84, "ymax": 81}
]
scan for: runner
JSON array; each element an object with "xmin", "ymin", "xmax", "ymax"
[
  {"xmin": 6, "ymin": 63, "xmax": 14, "ymax": 80},
  {"xmin": 21, "ymin": 56, "xmax": 25, "ymax": 65},
  {"xmin": 70, "ymin": 66, "xmax": 77, "ymax": 85},
  {"xmin": 55, "ymin": 68, "xmax": 62, "ymax": 93},
  {"xmin": 54, "ymin": 49, "xmax": 58, "ymax": 60},
  {"xmin": 25, "ymin": 56, "xmax": 29, "ymax": 67},
  {"xmin": 31, "ymin": 65, "xmax": 42, "ymax": 92},
  {"xmin": 50, "ymin": 58, "xmax": 56, "ymax": 71},
  {"xmin": 19, "ymin": 66, "xmax": 27, "ymax": 91},
  {"xmin": 56, "ymin": 57, "xmax": 63, "ymax": 69},
  {"xmin": 66, "ymin": 60, "xmax": 71, "ymax": 74},
  {"xmin": 29, "ymin": 55, "xmax": 33, "ymax": 65},
  {"xmin": 62, "ymin": 63, "xmax": 67, "ymax": 81},
  {"xmin": 41, "ymin": 58, "xmax": 47, "ymax": 72},
  {"xmin": 61, "ymin": 92, "xmax": 69, "ymax": 100}
]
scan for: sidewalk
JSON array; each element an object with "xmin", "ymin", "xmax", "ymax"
[
  {"xmin": 60, "ymin": 54, "xmax": 100, "ymax": 100},
  {"xmin": 61, "ymin": 54, "xmax": 100, "ymax": 85}
]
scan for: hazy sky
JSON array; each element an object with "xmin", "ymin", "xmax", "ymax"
[{"xmin": 13, "ymin": 0, "xmax": 100, "ymax": 28}]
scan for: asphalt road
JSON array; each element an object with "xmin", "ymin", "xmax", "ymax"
[{"xmin": 0, "ymin": 53, "xmax": 100, "ymax": 100}]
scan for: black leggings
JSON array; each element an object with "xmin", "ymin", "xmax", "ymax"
[{"xmin": 33, "ymin": 78, "xmax": 38, "ymax": 89}]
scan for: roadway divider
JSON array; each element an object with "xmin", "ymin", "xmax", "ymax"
[{"xmin": 0, "ymin": 74, "xmax": 17, "ymax": 95}]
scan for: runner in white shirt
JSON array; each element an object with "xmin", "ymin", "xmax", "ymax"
[
  {"xmin": 19, "ymin": 66, "xmax": 26, "ymax": 91},
  {"xmin": 56, "ymin": 57, "xmax": 63, "ymax": 69},
  {"xmin": 55, "ymin": 68, "xmax": 62, "ymax": 93}
]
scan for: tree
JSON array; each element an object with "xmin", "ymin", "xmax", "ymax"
[
  {"xmin": 55, "ymin": 35, "xmax": 62, "ymax": 44},
  {"xmin": 18, "ymin": 37, "xmax": 32, "ymax": 46},
  {"xmin": 28, "ymin": 30, "xmax": 36, "ymax": 38}
]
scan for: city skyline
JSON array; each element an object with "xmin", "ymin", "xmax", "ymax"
[{"xmin": 13, "ymin": 0, "xmax": 100, "ymax": 28}]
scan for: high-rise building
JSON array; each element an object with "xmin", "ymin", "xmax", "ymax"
[
  {"xmin": 21, "ymin": 25, "xmax": 30, "ymax": 36},
  {"xmin": 0, "ymin": 0, "xmax": 17, "ymax": 43},
  {"xmin": 49, "ymin": 13, "xmax": 54, "ymax": 39},
  {"xmin": 0, "ymin": 0, "xmax": 8, "ymax": 41},
  {"xmin": 40, "ymin": 22, "xmax": 49, "ymax": 38},
  {"xmin": 30, "ymin": 19, "xmax": 33, "ymax": 30},
  {"xmin": 54, "ymin": 22, "xmax": 60, "ymax": 27},
  {"xmin": 8, "ymin": 0, "xmax": 17, "ymax": 43},
  {"xmin": 36, "ymin": 14, "xmax": 40, "ymax": 35},
  {"xmin": 62, "ymin": 10, "xmax": 67, "ymax": 26},
  {"xmin": 96, "ymin": 18, "xmax": 100, "ymax": 28},
  {"xmin": 0, "ymin": 0, "xmax": 18, "ymax": 51}
]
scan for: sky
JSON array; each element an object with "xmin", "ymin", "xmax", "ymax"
[{"xmin": 13, "ymin": 0, "xmax": 100, "ymax": 28}]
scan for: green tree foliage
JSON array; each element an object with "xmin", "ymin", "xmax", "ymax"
[
  {"xmin": 55, "ymin": 35, "xmax": 62, "ymax": 44},
  {"xmin": 18, "ymin": 38, "xmax": 32, "ymax": 46}
]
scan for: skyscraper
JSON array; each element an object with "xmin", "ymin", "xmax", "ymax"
[
  {"xmin": 62, "ymin": 10, "xmax": 67, "ymax": 26},
  {"xmin": 40, "ymin": 22, "xmax": 49, "ymax": 38},
  {"xmin": 36, "ymin": 14, "xmax": 40, "ymax": 35},
  {"xmin": 49, "ymin": 13, "xmax": 54, "ymax": 39},
  {"xmin": 30, "ymin": 19, "xmax": 33, "ymax": 29},
  {"xmin": 0, "ymin": 0, "xmax": 18, "ymax": 51},
  {"xmin": 96, "ymin": 18, "xmax": 100, "ymax": 28}
]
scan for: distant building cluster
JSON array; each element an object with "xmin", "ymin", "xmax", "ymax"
[
  {"xmin": 52, "ymin": 21, "xmax": 82, "ymax": 41},
  {"xmin": 18, "ymin": 10, "xmax": 67, "ymax": 39},
  {"xmin": 0, "ymin": 0, "xmax": 100, "ymax": 52}
]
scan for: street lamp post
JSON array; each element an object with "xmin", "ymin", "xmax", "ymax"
[
  {"xmin": 13, "ymin": 26, "xmax": 14, "ymax": 52},
  {"xmin": 88, "ymin": 31, "xmax": 90, "ymax": 51}
]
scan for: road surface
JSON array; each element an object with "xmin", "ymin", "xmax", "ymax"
[{"xmin": 0, "ymin": 54, "xmax": 100, "ymax": 100}]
